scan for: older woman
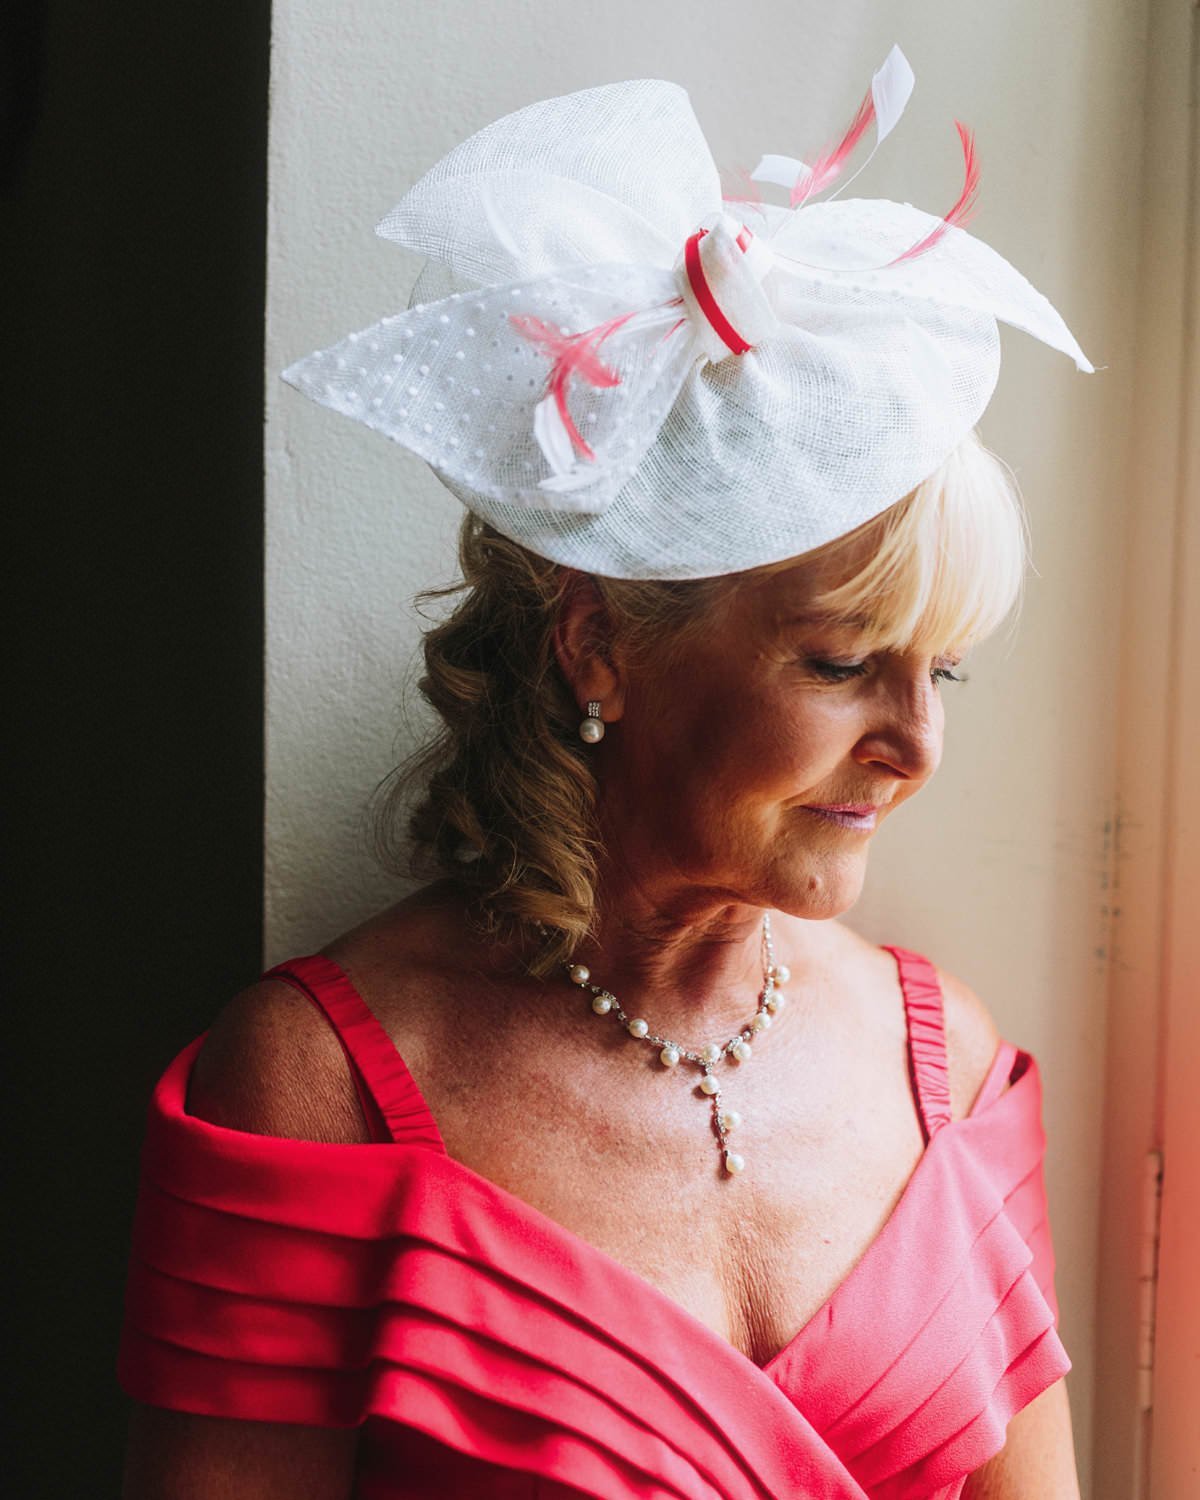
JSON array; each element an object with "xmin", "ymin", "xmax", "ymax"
[{"xmin": 120, "ymin": 63, "xmax": 1090, "ymax": 1500}]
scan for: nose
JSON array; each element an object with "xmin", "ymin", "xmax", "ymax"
[{"xmin": 852, "ymin": 673, "xmax": 944, "ymax": 784}]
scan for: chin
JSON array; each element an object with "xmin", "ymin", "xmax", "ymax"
[{"xmin": 771, "ymin": 852, "xmax": 868, "ymax": 920}]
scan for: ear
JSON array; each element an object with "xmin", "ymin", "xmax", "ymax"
[{"xmin": 552, "ymin": 570, "xmax": 627, "ymax": 724}]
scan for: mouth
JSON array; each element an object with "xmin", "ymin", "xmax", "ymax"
[{"xmin": 801, "ymin": 804, "xmax": 880, "ymax": 831}]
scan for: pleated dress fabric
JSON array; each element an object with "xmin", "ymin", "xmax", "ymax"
[{"xmin": 118, "ymin": 946, "xmax": 1070, "ymax": 1498}]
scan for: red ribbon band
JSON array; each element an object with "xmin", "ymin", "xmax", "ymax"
[{"xmin": 682, "ymin": 225, "xmax": 755, "ymax": 356}]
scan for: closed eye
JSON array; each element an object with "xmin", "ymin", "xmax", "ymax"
[
  {"xmin": 806, "ymin": 659, "xmax": 968, "ymax": 686},
  {"xmin": 806, "ymin": 658, "xmax": 869, "ymax": 681}
]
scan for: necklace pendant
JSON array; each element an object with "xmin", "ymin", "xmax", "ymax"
[
  {"xmin": 699, "ymin": 1070, "xmax": 720, "ymax": 1096},
  {"xmin": 724, "ymin": 1150, "xmax": 746, "ymax": 1175}
]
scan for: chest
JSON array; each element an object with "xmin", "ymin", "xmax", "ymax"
[{"xmin": 405, "ymin": 997, "xmax": 930, "ymax": 1367}]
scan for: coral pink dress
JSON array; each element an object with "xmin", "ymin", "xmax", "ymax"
[{"xmin": 118, "ymin": 946, "xmax": 1069, "ymax": 1498}]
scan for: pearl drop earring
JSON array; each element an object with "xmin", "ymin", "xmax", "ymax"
[{"xmin": 578, "ymin": 700, "xmax": 605, "ymax": 743}]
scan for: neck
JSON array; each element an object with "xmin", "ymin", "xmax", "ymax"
[{"xmin": 551, "ymin": 872, "xmax": 830, "ymax": 1044}]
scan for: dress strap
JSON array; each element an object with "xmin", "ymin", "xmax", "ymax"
[
  {"xmin": 262, "ymin": 954, "xmax": 447, "ymax": 1152},
  {"xmin": 881, "ymin": 945, "xmax": 953, "ymax": 1145}
]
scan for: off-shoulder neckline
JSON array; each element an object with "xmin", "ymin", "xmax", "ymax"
[{"xmin": 165, "ymin": 1005, "xmax": 1030, "ymax": 1377}]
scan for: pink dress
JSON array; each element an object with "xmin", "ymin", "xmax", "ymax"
[{"xmin": 118, "ymin": 945, "xmax": 1069, "ymax": 1498}]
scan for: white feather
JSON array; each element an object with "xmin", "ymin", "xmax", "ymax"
[
  {"xmin": 532, "ymin": 394, "xmax": 579, "ymax": 476},
  {"xmin": 871, "ymin": 45, "xmax": 916, "ymax": 145},
  {"xmin": 751, "ymin": 153, "xmax": 811, "ymax": 190}
]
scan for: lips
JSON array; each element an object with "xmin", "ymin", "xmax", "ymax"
[
  {"xmin": 801, "ymin": 804, "xmax": 880, "ymax": 830},
  {"xmin": 805, "ymin": 803, "xmax": 880, "ymax": 814}
]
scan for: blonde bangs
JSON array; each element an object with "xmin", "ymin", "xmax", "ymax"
[{"xmin": 752, "ymin": 428, "xmax": 1031, "ymax": 655}]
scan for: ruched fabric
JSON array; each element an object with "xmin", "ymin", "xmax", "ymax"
[{"xmin": 118, "ymin": 946, "xmax": 1069, "ymax": 1499}]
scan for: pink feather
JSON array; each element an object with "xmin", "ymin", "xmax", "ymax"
[
  {"xmin": 887, "ymin": 121, "xmax": 981, "ymax": 265},
  {"xmin": 791, "ymin": 84, "xmax": 877, "ymax": 208},
  {"xmin": 721, "ymin": 164, "xmax": 764, "ymax": 209},
  {"xmin": 510, "ymin": 310, "xmax": 634, "ymax": 463}
]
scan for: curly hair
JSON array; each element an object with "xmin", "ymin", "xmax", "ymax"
[{"xmin": 375, "ymin": 428, "xmax": 1028, "ymax": 978}]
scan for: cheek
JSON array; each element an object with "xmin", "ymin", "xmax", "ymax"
[
  {"xmin": 617, "ymin": 677, "xmax": 763, "ymax": 811},
  {"xmin": 755, "ymin": 694, "xmax": 843, "ymax": 764},
  {"xmin": 731, "ymin": 682, "xmax": 860, "ymax": 789},
  {"xmin": 665, "ymin": 686, "xmax": 851, "ymax": 799}
]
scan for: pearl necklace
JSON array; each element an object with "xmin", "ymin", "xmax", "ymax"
[{"xmin": 553, "ymin": 912, "xmax": 790, "ymax": 1176}]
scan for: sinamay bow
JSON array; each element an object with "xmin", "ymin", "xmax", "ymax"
[{"xmin": 283, "ymin": 48, "xmax": 1094, "ymax": 581}]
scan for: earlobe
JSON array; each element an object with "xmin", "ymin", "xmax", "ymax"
[{"xmin": 564, "ymin": 658, "xmax": 625, "ymax": 725}]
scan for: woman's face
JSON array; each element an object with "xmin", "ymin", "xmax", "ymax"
[{"xmin": 600, "ymin": 547, "xmax": 964, "ymax": 920}]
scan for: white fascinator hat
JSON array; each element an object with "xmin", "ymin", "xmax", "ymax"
[{"xmin": 282, "ymin": 48, "xmax": 1094, "ymax": 581}]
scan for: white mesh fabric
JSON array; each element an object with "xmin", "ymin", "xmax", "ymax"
[
  {"xmin": 766, "ymin": 199, "xmax": 1092, "ymax": 370},
  {"xmin": 282, "ymin": 75, "xmax": 1094, "ymax": 580},
  {"xmin": 374, "ymin": 79, "xmax": 715, "ymax": 282}
]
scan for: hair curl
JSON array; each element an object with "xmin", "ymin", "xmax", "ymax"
[{"xmin": 375, "ymin": 428, "xmax": 1029, "ymax": 978}]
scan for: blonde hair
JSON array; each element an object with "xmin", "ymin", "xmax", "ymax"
[{"xmin": 375, "ymin": 428, "xmax": 1029, "ymax": 976}]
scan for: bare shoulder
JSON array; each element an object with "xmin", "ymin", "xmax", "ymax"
[
  {"xmin": 826, "ymin": 920, "xmax": 1008, "ymax": 1122},
  {"xmin": 186, "ymin": 977, "xmax": 371, "ymax": 1144},
  {"xmin": 184, "ymin": 883, "xmax": 496, "ymax": 1158},
  {"xmin": 128, "ymin": 982, "xmax": 370, "ymax": 1494},
  {"xmin": 321, "ymin": 880, "xmax": 493, "ymax": 1059},
  {"xmin": 931, "ymin": 961, "xmax": 1008, "ymax": 1121}
]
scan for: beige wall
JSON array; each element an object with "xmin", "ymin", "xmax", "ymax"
[{"xmin": 266, "ymin": 3, "xmax": 1157, "ymax": 1491}]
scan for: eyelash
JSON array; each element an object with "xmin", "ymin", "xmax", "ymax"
[{"xmin": 806, "ymin": 658, "xmax": 967, "ymax": 686}]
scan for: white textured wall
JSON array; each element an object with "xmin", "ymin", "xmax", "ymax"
[{"xmin": 267, "ymin": 3, "xmax": 1149, "ymax": 1485}]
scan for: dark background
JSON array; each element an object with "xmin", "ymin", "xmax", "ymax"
[{"xmin": 6, "ymin": 4, "xmax": 269, "ymax": 1493}]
